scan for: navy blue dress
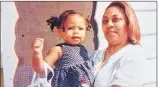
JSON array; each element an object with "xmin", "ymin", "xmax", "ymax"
[{"xmin": 48, "ymin": 43, "xmax": 94, "ymax": 87}]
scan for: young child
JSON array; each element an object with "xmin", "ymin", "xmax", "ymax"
[{"xmin": 32, "ymin": 10, "xmax": 94, "ymax": 87}]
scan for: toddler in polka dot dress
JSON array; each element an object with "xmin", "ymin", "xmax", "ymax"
[{"xmin": 32, "ymin": 10, "xmax": 94, "ymax": 87}]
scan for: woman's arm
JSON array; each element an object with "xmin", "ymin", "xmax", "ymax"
[{"xmin": 111, "ymin": 85, "xmax": 120, "ymax": 87}]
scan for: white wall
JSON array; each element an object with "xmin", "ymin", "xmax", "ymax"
[
  {"xmin": 1, "ymin": 1, "xmax": 156, "ymax": 87},
  {"xmin": 1, "ymin": 2, "xmax": 19, "ymax": 87},
  {"xmin": 95, "ymin": 2, "xmax": 156, "ymax": 87}
]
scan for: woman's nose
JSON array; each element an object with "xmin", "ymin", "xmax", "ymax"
[{"xmin": 107, "ymin": 20, "xmax": 114, "ymax": 29}]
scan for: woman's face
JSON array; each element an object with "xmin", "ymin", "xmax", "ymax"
[{"xmin": 102, "ymin": 6, "xmax": 128, "ymax": 46}]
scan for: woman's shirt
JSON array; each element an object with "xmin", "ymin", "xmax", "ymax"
[{"xmin": 90, "ymin": 44, "xmax": 146, "ymax": 87}]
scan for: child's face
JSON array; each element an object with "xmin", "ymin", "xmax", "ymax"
[{"xmin": 61, "ymin": 14, "xmax": 87, "ymax": 45}]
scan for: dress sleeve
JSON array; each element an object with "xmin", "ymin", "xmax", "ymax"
[
  {"xmin": 89, "ymin": 50, "xmax": 105, "ymax": 66},
  {"xmin": 109, "ymin": 46, "xmax": 147, "ymax": 87}
]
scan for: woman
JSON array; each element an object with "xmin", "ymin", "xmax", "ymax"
[{"xmin": 91, "ymin": 1, "xmax": 146, "ymax": 87}]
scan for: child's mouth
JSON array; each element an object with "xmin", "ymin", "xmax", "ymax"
[{"xmin": 72, "ymin": 37, "xmax": 80, "ymax": 40}]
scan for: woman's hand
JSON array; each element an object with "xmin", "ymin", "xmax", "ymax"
[
  {"xmin": 81, "ymin": 83, "xmax": 89, "ymax": 87},
  {"xmin": 111, "ymin": 85, "xmax": 120, "ymax": 87},
  {"xmin": 32, "ymin": 38, "xmax": 44, "ymax": 54}
]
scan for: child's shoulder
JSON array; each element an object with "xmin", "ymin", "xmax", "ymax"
[
  {"xmin": 56, "ymin": 43, "xmax": 64, "ymax": 46},
  {"xmin": 48, "ymin": 45, "xmax": 62, "ymax": 53}
]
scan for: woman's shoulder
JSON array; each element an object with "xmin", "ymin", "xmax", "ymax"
[
  {"xmin": 127, "ymin": 44, "xmax": 143, "ymax": 49},
  {"xmin": 125, "ymin": 44, "xmax": 145, "ymax": 53},
  {"xmin": 123, "ymin": 44, "xmax": 146, "ymax": 61}
]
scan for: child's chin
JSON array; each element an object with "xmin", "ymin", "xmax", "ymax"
[{"xmin": 72, "ymin": 42, "xmax": 80, "ymax": 45}]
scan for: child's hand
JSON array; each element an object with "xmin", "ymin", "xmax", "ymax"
[{"xmin": 32, "ymin": 38, "xmax": 44, "ymax": 54}]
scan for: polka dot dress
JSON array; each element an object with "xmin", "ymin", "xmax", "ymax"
[{"xmin": 47, "ymin": 43, "xmax": 94, "ymax": 87}]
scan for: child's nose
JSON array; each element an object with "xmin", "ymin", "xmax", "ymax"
[{"xmin": 74, "ymin": 28, "xmax": 79, "ymax": 34}]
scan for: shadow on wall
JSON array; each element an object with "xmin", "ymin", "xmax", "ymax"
[{"xmin": 13, "ymin": 2, "xmax": 98, "ymax": 87}]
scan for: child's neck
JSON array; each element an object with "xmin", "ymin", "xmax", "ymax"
[{"xmin": 64, "ymin": 42, "xmax": 81, "ymax": 46}]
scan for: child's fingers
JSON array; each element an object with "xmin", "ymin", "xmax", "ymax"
[
  {"xmin": 32, "ymin": 38, "xmax": 44, "ymax": 48},
  {"xmin": 32, "ymin": 48, "xmax": 41, "ymax": 53},
  {"xmin": 35, "ymin": 38, "xmax": 44, "ymax": 42},
  {"xmin": 32, "ymin": 43, "xmax": 41, "ymax": 48}
]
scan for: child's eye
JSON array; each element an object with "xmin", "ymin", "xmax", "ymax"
[
  {"xmin": 67, "ymin": 27, "xmax": 73, "ymax": 30},
  {"xmin": 79, "ymin": 28, "xmax": 84, "ymax": 30}
]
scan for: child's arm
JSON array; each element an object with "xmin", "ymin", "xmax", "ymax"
[
  {"xmin": 44, "ymin": 46, "xmax": 62, "ymax": 69},
  {"xmin": 32, "ymin": 38, "xmax": 62, "ymax": 74}
]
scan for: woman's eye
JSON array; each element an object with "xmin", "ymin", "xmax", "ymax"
[
  {"xmin": 102, "ymin": 19, "xmax": 109, "ymax": 24},
  {"xmin": 112, "ymin": 18, "xmax": 121, "ymax": 22}
]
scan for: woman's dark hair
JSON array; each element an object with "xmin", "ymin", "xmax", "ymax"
[
  {"xmin": 106, "ymin": 1, "xmax": 140, "ymax": 45},
  {"xmin": 46, "ymin": 10, "xmax": 91, "ymax": 32}
]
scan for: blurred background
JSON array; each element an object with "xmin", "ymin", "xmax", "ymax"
[{"xmin": 1, "ymin": 1, "xmax": 156, "ymax": 87}]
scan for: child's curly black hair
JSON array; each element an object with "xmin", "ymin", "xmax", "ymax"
[{"xmin": 46, "ymin": 10, "xmax": 92, "ymax": 32}]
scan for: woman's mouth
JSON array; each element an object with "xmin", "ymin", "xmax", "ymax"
[{"xmin": 107, "ymin": 31, "xmax": 117, "ymax": 36}]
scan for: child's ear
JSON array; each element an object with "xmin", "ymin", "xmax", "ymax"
[{"xmin": 56, "ymin": 29, "xmax": 63, "ymax": 37}]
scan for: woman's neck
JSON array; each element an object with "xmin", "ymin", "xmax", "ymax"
[
  {"xmin": 99, "ymin": 41, "xmax": 128, "ymax": 69},
  {"xmin": 107, "ymin": 41, "xmax": 128, "ymax": 56}
]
